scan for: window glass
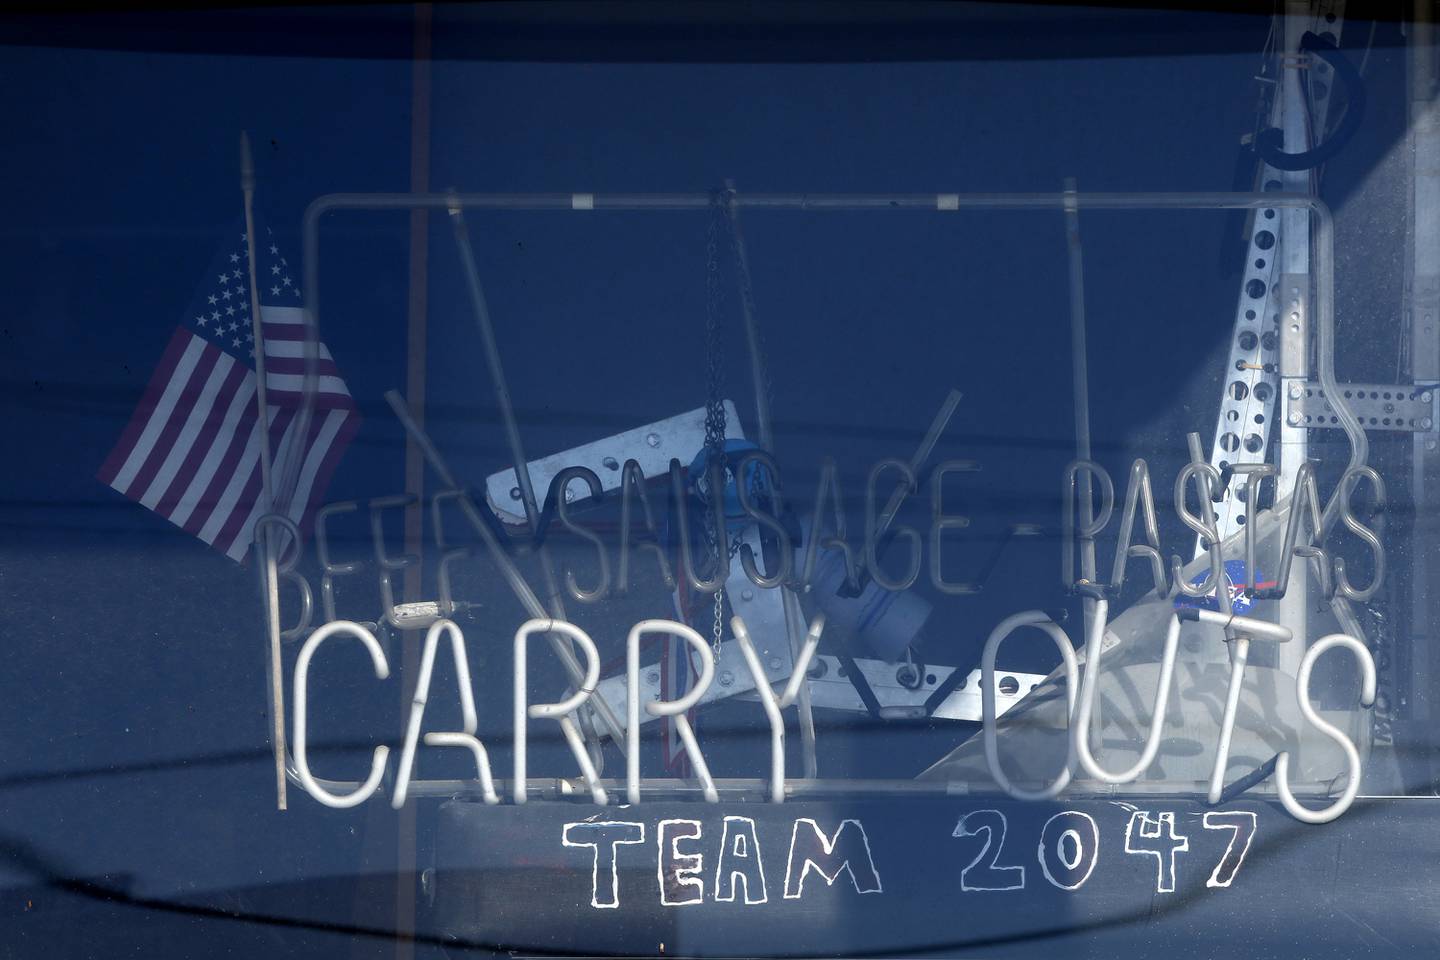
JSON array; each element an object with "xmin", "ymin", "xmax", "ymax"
[{"xmin": 3, "ymin": 4, "xmax": 1434, "ymax": 957}]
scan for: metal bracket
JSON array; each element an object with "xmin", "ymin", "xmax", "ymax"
[
  {"xmin": 780, "ymin": 656, "xmax": 1047, "ymax": 722},
  {"xmin": 484, "ymin": 401, "xmax": 743, "ymax": 524},
  {"xmin": 598, "ymin": 639, "xmax": 1046, "ymax": 726},
  {"xmin": 1203, "ymin": 5, "xmax": 1345, "ymax": 547},
  {"xmin": 1288, "ymin": 382, "xmax": 1437, "ymax": 432}
]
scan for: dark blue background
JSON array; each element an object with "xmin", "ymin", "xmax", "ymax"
[{"xmin": 0, "ymin": 4, "xmax": 1414, "ymax": 955}]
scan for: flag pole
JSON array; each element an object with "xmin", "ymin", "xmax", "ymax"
[{"xmin": 241, "ymin": 130, "xmax": 289, "ymax": 810}]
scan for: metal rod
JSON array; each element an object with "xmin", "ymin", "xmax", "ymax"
[
  {"xmin": 1062, "ymin": 178, "xmax": 1102, "ymax": 746},
  {"xmin": 391, "ymin": 775, "xmax": 1331, "ymax": 802},
  {"xmin": 306, "ymin": 191, "xmax": 1336, "ymax": 214},
  {"xmin": 448, "ymin": 202, "xmax": 545, "ymax": 550},
  {"xmin": 291, "ymin": 764, "xmax": 1346, "ymax": 802},
  {"xmin": 254, "ymin": 536, "xmax": 288, "ymax": 812},
  {"xmin": 240, "ymin": 134, "xmax": 276, "ymax": 511},
  {"xmin": 721, "ymin": 178, "xmax": 818, "ymax": 777},
  {"xmin": 240, "ymin": 131, "xmax": 288, "ymax": 812},
  {"xmin": 395, "ymin": 13, "xmax": 433, "ymax": 950},
  {"xmin": 1062, "ymin": 179, "xmax": 1096, "ymax": 582},
  {"xmin": 1276, "ymin": 5, "xmax": 1316, "ymax": 680},
  {"xmin": 446, "ymin": 202, "xmax": 568, "ymax": 613},
  {"xmin": 447, "ymin": 201, "xmax": 614, "ymax": 765},
  {"xmin": 875, "ymin": 388, "xmax": 963, "ymax": 544},
  {"xmin": 381, "ymin": 390, "xmax": 630, "ymax": 753},
  {"xmin": 722, "ymin": 180, "xmax": 774, "ymax": 452}
]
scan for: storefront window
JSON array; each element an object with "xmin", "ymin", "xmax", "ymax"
[{"xmin": 3, "ymin": 3, "xmax": 1436, "ymax": 956}]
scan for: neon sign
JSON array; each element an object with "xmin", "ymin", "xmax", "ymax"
[{"xmin": 279, "ymin": 444, "xmax": 1383, "ymax": 826}]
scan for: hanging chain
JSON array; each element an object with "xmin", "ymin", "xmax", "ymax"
[
  {"xmin": 704, "ymin": 191, "xmax": 728, "ymax": 458},
  {"xmin": 703, "ymin": 191, "xmax": 731, "ymax": 657}
]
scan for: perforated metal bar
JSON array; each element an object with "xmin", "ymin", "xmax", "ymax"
[{"xmin": 1204, "ymin": 4, "xmax": 1345, "ymax": 545}]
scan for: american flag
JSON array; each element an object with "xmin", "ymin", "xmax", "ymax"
[{"xmin": 99, "ymin": 224, "xmax": 359, "ymax": 561}]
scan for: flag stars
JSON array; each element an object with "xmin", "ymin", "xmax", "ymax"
[
  {"xmin": 217, "ymin": 273, "xmax": 229, "ymax": 284},
  {"xmin": 229, "ymin": 253, "xmax": 240, "ymax": 263},
  {"xmin": 270, "ymin": 264, "xmax": 280, "ymax": 275},
  {"xmin": 207, "ymin": 294, "xmax": 218, "ymax": 305},
  {"xmin": 210, "ymin": 310, "xmax": 220, "ymax": 321},
  {"xmin": 221, "ymin": 288, "xmax": 232, "ymax": 300},
  {"xmin": 281, "ymin": 276, "xmax": 291, "ymax": 287},
  {"xmin": 225, "ymin": 305, "xmax": 236, "ymax": 316},
  {"xmin": 268, "ymin": 244, "xmax": 278, "ymax": 255},
  {"xmin": 232, "ymin": 337, "xmax": 241, "ymax": 347},
  {"xmin": 231, "ymin": 269, "xmax": 241, "ymax": 280},
  {"xmin": 270, "ymin": 285, "xmax": 280, "ymax": 296},
  {"xmin": 196, "ymin": 315, "xmax": 209, "ymax": 326}
]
